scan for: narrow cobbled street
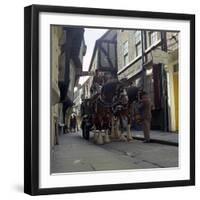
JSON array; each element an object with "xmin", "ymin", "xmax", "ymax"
[{"xmin": 51, "ymin": 132, "xmax": 178, "ymax": 173}]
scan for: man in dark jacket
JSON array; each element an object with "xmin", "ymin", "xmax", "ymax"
[
  {"xmin": 138, "ymin": 91, "xmax": 152, "ymax": 143},
  {"xmin": 70, "ymin": 114, "xmax": 77, "ymax": 132}
]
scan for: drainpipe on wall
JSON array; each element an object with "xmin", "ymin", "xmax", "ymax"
[
  {"xmin": 141, "ymin": 30, "xmax": 145, "ymax": 90},
  {"xmin": 161, "ymin": 31, "xmax": 168, "ymax": 132}
]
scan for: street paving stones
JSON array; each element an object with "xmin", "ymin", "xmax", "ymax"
[
  {"xmin": 133, "ymin": 130, "xmax": 178, "ymax": 144},
  {"xmin": 51, "ymin": 132, "xmax": 178, "ymax": 174}
]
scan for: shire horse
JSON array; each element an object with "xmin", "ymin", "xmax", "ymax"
[
  {"xmin": 90, "ymin": 78, "xmax": 140, "ymax": 144},
  {"xmin": 91, "ymin": 80, "xmax": 121, "ymax": 144},
  {"xmin": 101, "ymin": 80, "xmax": 140, "ymax": 142}
]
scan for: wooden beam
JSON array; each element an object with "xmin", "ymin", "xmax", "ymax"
[{"xmin": 76, "ymin": 71, "xmax": 95, "ymax": 76}]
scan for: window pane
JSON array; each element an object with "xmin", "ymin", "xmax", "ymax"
[
  {"xmin": 123, "ymin": 41, "xmax": 128, "ymax": 55},
  {"xmin": 136, "ymin": 42, "xmax": 142, "ymax": 56},
  {"xmin": 124, "ymin": 54, "xmax": 129, "ymax": 66},
  {"xmin": 135, "ymin": 31, "xmax": 141, "ymax": 44},
  {"xmin": 149, "ymin": 31, "xmax": 158, "ymax": 46}
]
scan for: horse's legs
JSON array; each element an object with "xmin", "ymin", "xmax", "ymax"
[
  {"xmin": 110, "ymin": 116, "xmax": 115, "ymax": 139},
  {"xmin": 103, "ymin": 129, "xmax": 110, "ymax": 143},
  {"xmin": 119, "ymin": 115, "xmax": 127, "ymax": 141},
  {"xmin": 93, "ymin": 128, "xmax": 98, "ymax": 143},
  {"xmin": 96, "ymin": 129, "xmax": 104, "ymax": 145},
  {"xmin": 115, "ymin": 117, "xmax": 121, "ymax": 139},
  {"xmin": 105, "ymin": 114, "xmax": 111, "ymax": 143},
  {"xmin": 93, "ymin": 116, "xmax": 102, "ymax": 144},
  {"xmin": 127, "ymin": 117, "xmax": 133, "ymax": 141},
  {"xmin": 111, "ymin": 116, "xmax": 120, "ymax": 139}
]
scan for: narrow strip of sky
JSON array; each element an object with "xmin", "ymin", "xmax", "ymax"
[{"xmin": 79, "ymin": 28, "xmax": 107, "ymax": 85}]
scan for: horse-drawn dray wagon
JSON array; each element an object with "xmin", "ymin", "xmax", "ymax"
[{"xmin": 80, "ymin": 78, "xmax": 141, "ymax": 145}]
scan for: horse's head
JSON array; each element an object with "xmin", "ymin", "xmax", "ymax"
[
  {"xmin": 118, "ymin": 87, "xmax": 129, "ymax": 105},
  {"xmin": 126, "ymin": 86, "xmax": 140, "ymax": 103},
  {"xmin": 101, "ymin": 80, "xmax": 120, "ymax": 104}
]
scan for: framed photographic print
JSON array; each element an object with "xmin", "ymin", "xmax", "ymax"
[{"xmin": 24, "ymin": 4, "xmax": 195, "ymax": 195}]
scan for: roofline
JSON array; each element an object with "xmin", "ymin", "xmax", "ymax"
[
  {"xmin": 88, "ymin": 30, "xmax": 115, "ymax": 72},
  {"xmin": 88, "ymin": 40, "xmax": 99, "ymax": 72}
]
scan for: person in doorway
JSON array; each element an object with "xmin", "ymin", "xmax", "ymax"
[{"xmin": 138, "ymin": 91, "xmax": 152, "ymax": 143}]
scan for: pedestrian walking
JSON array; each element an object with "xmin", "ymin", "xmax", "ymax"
[
  {"xmin": 70, "ymin": 114, "xmax": 77, "ymax": 132},
  {"xmin": 138, "ymin": 91, "xmax": 152, "ymax": 143}
]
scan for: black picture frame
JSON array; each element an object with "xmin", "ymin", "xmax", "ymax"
[{"xmin": 24, "ymin": 4, "xmax": 195, "ymax": 196}]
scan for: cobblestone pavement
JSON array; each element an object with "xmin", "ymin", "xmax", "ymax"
[
  {"xmin": 132, "ymin": 130, "xmax": 178, "ymax": 145},
  {"xmin": 51, "ymin": 132, "xmax": 178, "ymax": 173}
]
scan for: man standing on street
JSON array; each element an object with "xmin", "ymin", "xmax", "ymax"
[
  {"xmin": 70, "ymin": 113, "xmax": 77, "ymax": 133},
  {"xmin": 138, "ymin": 91, "xmax": 152, "ymax": 143}
]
